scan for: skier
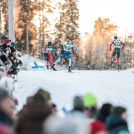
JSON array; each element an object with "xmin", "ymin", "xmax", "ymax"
[
  {"xmin": 51, "ymin": 37, "xmax": 74, "ymax": 72},
  {"xmin": 110, "ymin": 36, "xmax": 125, "ymax": 67},
  {"xmin": 42, "ymin": 42, "xmax": 56, "ymax": 70}
]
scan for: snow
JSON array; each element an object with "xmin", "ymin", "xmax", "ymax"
[
  {"xmin": 14, "ymin": 69, "xmax": 134, "ymax": 133},
  {"xmin": 18, "ymin": 52, "xmax": 66, "ymax": 70}
]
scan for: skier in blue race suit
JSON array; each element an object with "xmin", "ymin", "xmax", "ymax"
[{"xmin": 51, "ymin": 37, "xmax": 74, "ymax": 72}]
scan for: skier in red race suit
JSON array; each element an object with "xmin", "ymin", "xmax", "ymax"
[
  {"xmin": 110, "ymin": 36, "xmax": 125, "ymax": 67},
  {"xmin": 42, "ymin": 42, "xmax": 56, "ymax": 70}
]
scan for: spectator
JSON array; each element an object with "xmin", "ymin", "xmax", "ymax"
[
  {"xmin": 15, "ymin": 91, "xmax": 51, "ymax": 134},
  {"xmin": 97, "ymin": 103, "xmax": 113, "ymax": 123},
  {"xmin": 83, "ymin": 93, "xmax": 98, "ymax": 118},
  {"xmin": 106, "ymin": 106, "xmax": 129, "ymax": 134},
  {"xmin": 73, "ymin": 96, "xmax": 84, "ymax": 112},
  {"xmin": 67, "ymin": 96, "xmax": 87, "ymax": 120}
]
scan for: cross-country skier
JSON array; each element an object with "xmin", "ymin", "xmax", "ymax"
[
  {"xmin": 51, "ymin": 37, "xmax": 74, "ymax": 72},
  {"xmin": 110, "ymin": 36, "xmax": 125, "ymax": 67},
  {"xmin": 42, "ymin": 42, "xmax": 56, "ymax": 70}
]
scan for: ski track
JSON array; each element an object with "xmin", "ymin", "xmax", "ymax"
[{"xmin": 14, "ymin": 70, "xmax": 134, "ymax": 133}]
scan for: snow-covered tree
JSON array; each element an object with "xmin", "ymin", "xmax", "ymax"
[
  {"xmin": 15, "ymin": 0, "xmax": 53, "ymax": 57},
  {"xmin": 54, "ymin": 0, "xmax": 79, "ymax": 46}
]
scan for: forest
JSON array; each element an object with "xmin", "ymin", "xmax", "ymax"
[{"xmin": 0, "ymin": 0, "xmax": 134, "ymax": 69}]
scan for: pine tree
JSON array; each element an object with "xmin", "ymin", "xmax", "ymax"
[
  {"xmin": 54, "ymin": 0, "xmax": 79, "ymax": 44},
  {"xmin": 15, "ymin": 0, "xmax": 38, "ymax": 54}
]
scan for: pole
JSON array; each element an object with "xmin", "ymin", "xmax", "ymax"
[
  {"xmin": 26, "ymin": 0, "xmax": 29, "ymax": 55},
  {"xmin": 26, "ymin": 17, "xmax": 29, "ymax": 55},
  {"xmin": 0, "ymin": 6, "xmax": 2, "ymax": 45},
  {"xmin": 39, "ymin": 0, "xmax": 42, "ymax": 59},
  {"xmin": 8, "ymin": 0, "xmax": 14, "ymax": 41}
]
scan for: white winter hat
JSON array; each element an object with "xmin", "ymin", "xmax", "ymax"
[{"xmin": 0, "ymin": 76, "xmax": 14, "ymax": 93}]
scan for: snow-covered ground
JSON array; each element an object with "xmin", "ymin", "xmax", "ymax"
[{"xmin": 14, "ymin": 69, "xmax": 134, "ymax": 133}]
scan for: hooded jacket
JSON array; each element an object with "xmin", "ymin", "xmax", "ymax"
[{"xmin": 106, "ymin": 115, "xmax": 129, "ymax": 134}]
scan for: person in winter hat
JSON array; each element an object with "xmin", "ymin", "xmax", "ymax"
[
  {"xmin": 83, "ymin": 93, "xmax": 98, "ymax": 118},
  {"xmin": 73, "ymin": 96, "xmax": 84, "ymax": 112},
  {"xmin": 90, "ymin": 120, "xmax": 107, "ymax": 134},
  {"xmin": 15, "ymin": 92, "xmax": 52, "ymax": 134},
  {"xmin": 2, "ymin": 39, "xmax": 11, "ymax": 52},
  {"xmin": 106, "ymin": 106, "xmax": 129, "ymax": 134},
  {"xmin": 66, "ymin": 95, "xmax": 87, "ymax": 120},
  {"xmin": 84, "ymin": 93, "xmax": 97, "ymax": 107},
  {"xmin": 97, "ymin": 103, "xmax": 113, "ymax": 123}
]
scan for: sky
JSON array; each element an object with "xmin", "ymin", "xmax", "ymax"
[{"xmin": 78, "ymin": 0, "xmax": 134, "ymax": 36}]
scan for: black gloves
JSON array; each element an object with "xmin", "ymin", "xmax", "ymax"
[{"xmin": 61, "ymin": 50, "xmax": 64, "ymax": 54}]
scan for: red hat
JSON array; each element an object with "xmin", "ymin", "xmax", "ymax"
[
  {"xmin": 90, "ymin": 120, "xmax": 107, "ymax": 134},
  {"xmin": 4, "ymin": 39, "xmax": 11, "ymax": 44}
]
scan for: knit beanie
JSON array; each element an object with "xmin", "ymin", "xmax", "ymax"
[
  {"xmin": 4, "ymin": 39, "xmax": 11, "ymax": 45},
  {"xmin": 73, "ymin": 96, "xmax": 84, "ymax": 111},
  {"xmin": 84, "ymin": 93, "xmax": 97, "ymax": 107}
]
